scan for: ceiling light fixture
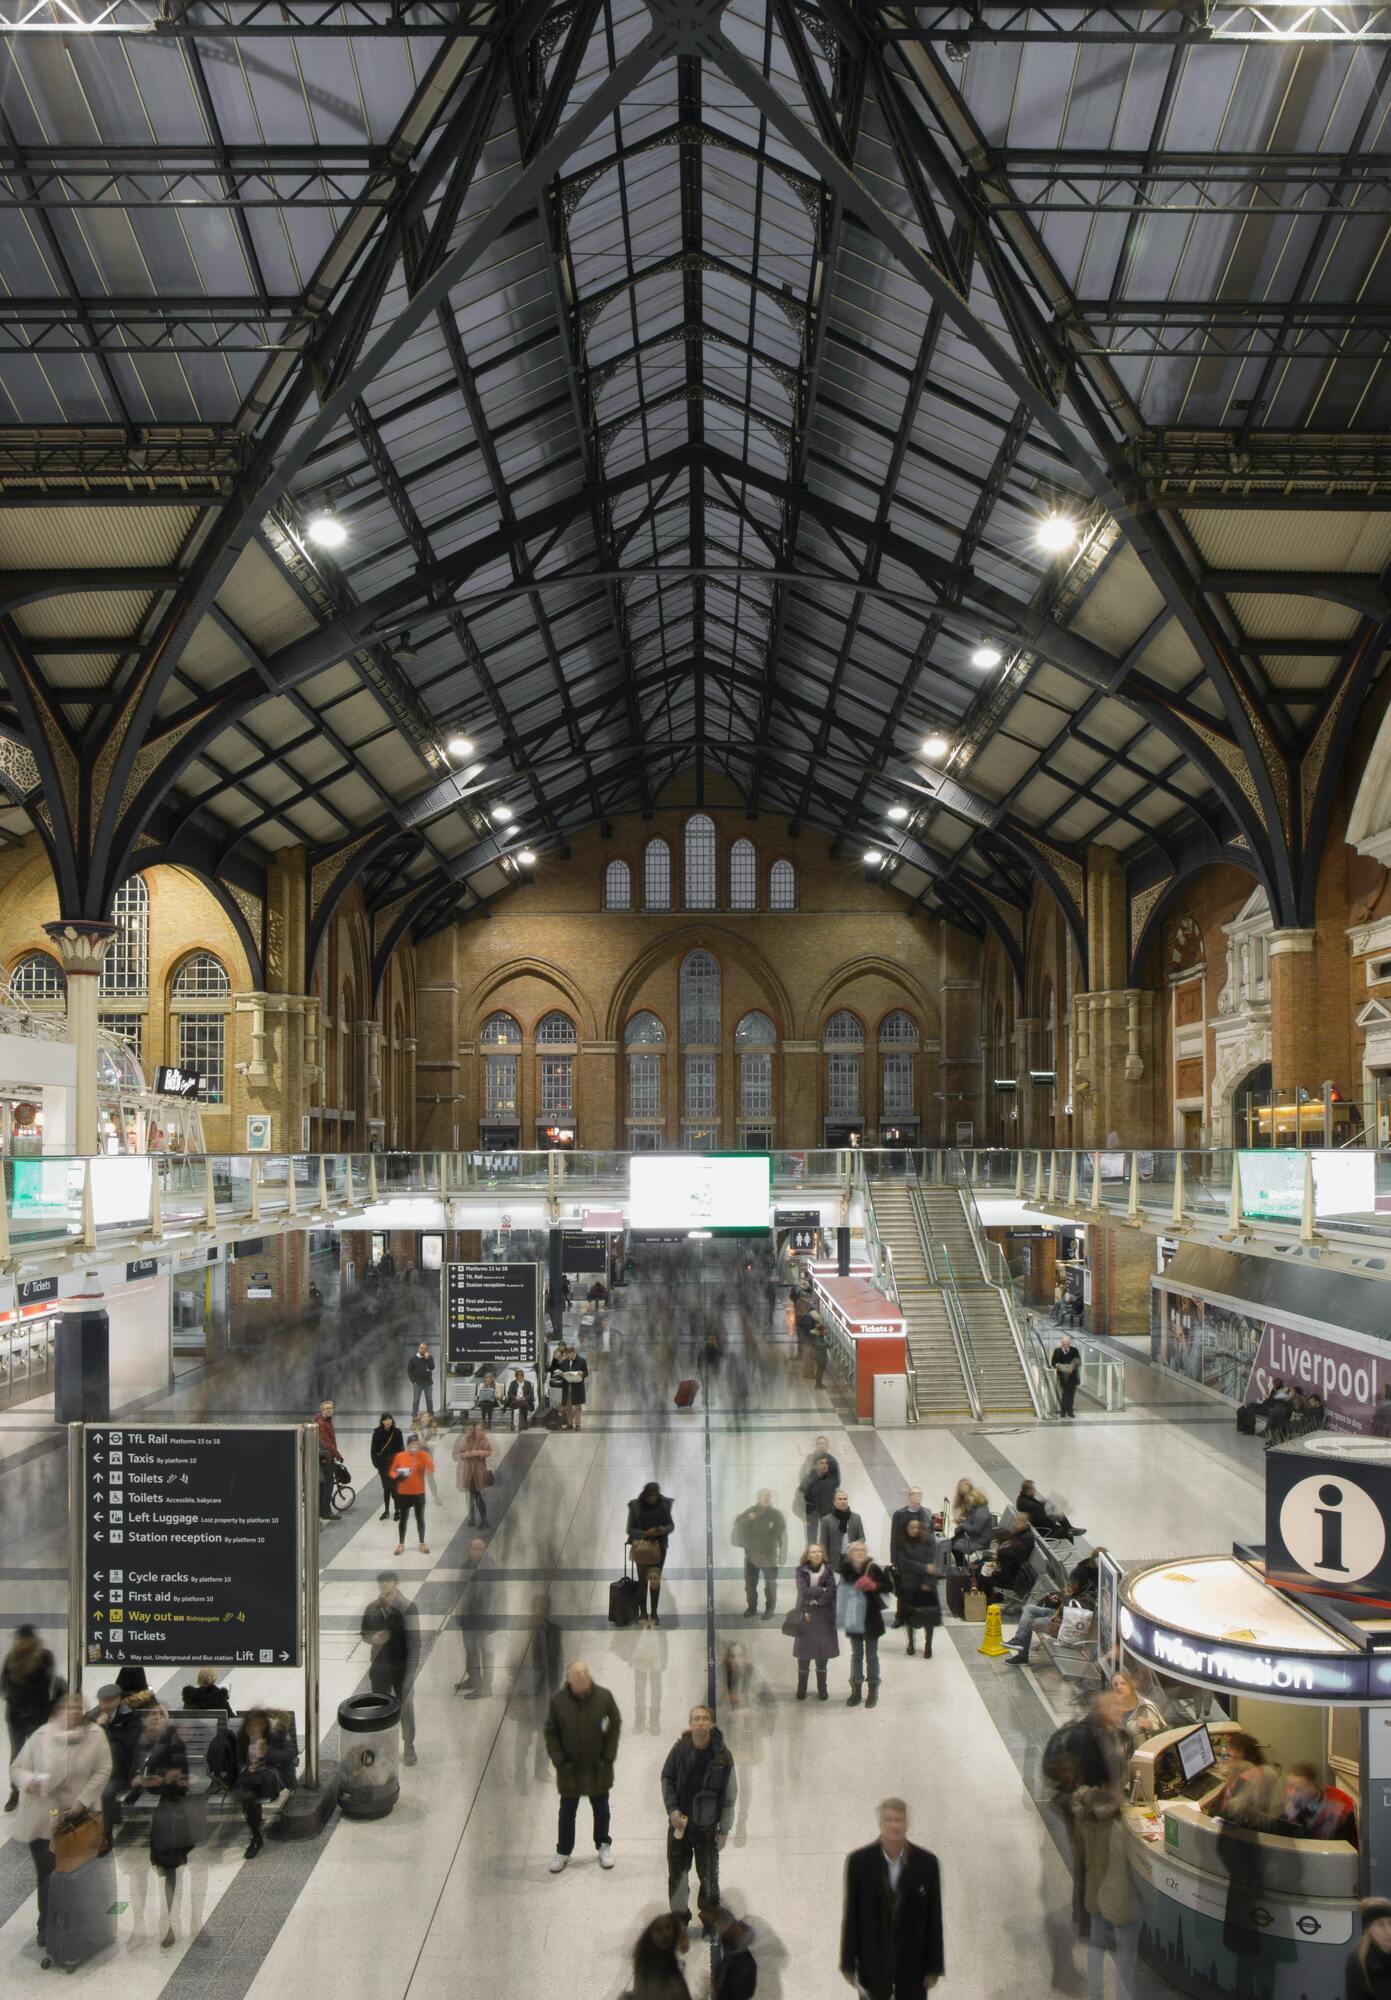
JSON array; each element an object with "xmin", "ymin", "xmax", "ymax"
[
  {"xmin": 305, "ymin": 509, "xmax": 347, "ymax": 550},
  {"xmin": 518, "ymin": 848, "xmax": 536, "ymax": 866},
  {"xmin": 921, "ymin": 734, "xmax": 949, "ymax": 761},
  {"xmin": 971, "ymin": 638, "xmax": 1004, "ymax": 670},
  {"xmin": 863, "ymin": 849, "xmax": 883, "ymax": 866},
  {"xmin": 887, "ymin": 805, "xmax": 908, "ymax": 823},
  {"xmin": 1036, "ymin": 512, "xmax": 1079, "ymax": 555},
  {"xmin": 492, "ymin": 803, "xmax": 514, "ymax": 823},
  {"xmin": 445, "ymin": 735, "xmax": 475, "ymax": 760},
  {"xmin": 395, "ymin": 634, "xmax": 419, "ymax": 663}
]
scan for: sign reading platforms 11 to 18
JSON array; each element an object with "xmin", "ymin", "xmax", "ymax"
[{"xmin": 82, "ymin": 1425, "xmax": 302, "ymax": 1669}]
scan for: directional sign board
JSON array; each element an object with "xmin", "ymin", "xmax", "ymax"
[
  {"xmin": 444, "ymin": 1262, "xmax": 541, "ymax": 1374},
  {"xmin": 560, "ymin": 1230, "xmax": 608, "ymax": 1275},
  {"xmin": 82, "ymin": 1425, "xmax": 302, "ymax": 1669}
]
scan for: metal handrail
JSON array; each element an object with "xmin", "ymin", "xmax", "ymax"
[
  {"xmin": 954, "ymin": 1174, "xmax": 1051, "ymax": 1419},
  {"xmin": 1026, "ymin": 1313, "xmax": 1127, "ymax": 1413},
  {"xmin": 853, "ymin": 1153, "xmax": 918, "ymax": 1423},
  {"xmin": 923, "ymin": 1236, "xmax": 985, "ymax": 1421}
]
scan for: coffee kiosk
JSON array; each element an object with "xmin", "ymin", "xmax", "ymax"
[{"xmin": 1109, "ymin": 1436, "xmax": 1391, "ymax": 1998}]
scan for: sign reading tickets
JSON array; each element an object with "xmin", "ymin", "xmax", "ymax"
[
  {"xmin": 445, "ymin": 1261, "xmax": 540, "ymax": 1372},
  {"xmin": 82, "ymin": 1425, "xmax": 301, "ymax": 1668}
]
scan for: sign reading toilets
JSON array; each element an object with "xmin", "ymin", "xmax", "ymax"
[{"xmin": 1266, "ymin": 1443, "xmax": 1391, "ymax": 1597}]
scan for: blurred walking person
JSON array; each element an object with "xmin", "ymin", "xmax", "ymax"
[
  {"xmin": 840, "ymin": 1797, "xmax": 944, "ymax": 1997},
  {"xmin": 732, "ymin": 1488, "xmax": 787, "ymax": 1619},
  {"xmin": 360, "ymin": 1571, "xmax": 419, "ymax": 1766},
  {"xmin": 454, "ymin": 1416, "xmax": 493, "ymax": 1528},
  {"xmin": 3, "ymin": 1624, "xmax": 60, "ymax": 1813}
]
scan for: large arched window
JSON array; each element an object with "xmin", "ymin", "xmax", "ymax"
[
  {"xmin": 170, "ymin": 951, "xmax": 230, "ymax": 1103},
  {"xmin": 684, "ymin": 814, "xmax": 716, "ymax": 909},
  {"xmin": 730, "ymin": 838, "xmax": 757, "ymax": 910},
  {"xmin": 101, "ymin": 873, "xmax": 149, "ymax": 998},
  {"xmin": 9, "ymin": 951, "xmax": 65, "ymax": 1004},
  {"xmin": 680, "ymin": 949, "xmax": 720, "ymax": 1045},
  {"xmin": 480, "ymin": 1011, "xmax": 521, "ymax": 1046},
  {"xmin": 480, "ymin": 1010, "xmax": 520, "ymax": 1126},
  {"xmin": 536, "ymin": 1010, "xmax": 576, "ymax": 1123},
  {"xmin": 644, "ymin": 838, "xmax": 671, "ymax": 910},
  {"xmin": 604, "ymin": 859, "xmax": 631, "ymax": 910},
  {"xmin": 823, "ymin": 1010, "xmax": 863, "ymax": 1123},
  {"xmin": 736, "ymin": 1010, "xmax": 776, "ymax": 1133},
  {"xmin": 769, "ymin": 858, "xmax": 796, "ymax": 910},
  {"xmin": 879, "ymin": 1011, "xmax": 918, "ymax": 1125},
  {"xmin": 624, "ymin": 1012, "xmax": 666, "ymax": 1147}
]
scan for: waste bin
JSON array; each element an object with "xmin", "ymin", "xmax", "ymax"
[{"xmin": 337, "ymin": 1692, "xmax": 401, "ymax": 1819}]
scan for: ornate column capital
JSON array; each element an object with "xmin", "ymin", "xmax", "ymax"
[{"xmin": 43, "ymin": 919, "xmax": 118, "ymax": 974}]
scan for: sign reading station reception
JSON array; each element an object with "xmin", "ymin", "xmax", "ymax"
[
  {"xmin": 444, "ymin": 1261, "xmax": 542, "ymax": 1374},
  {"xmin": 1266, "ymin": 1436, "xmax": 1391, "ymax": 1599},
  {"xmin": 81, "ymin": 1424, "xmax": 302, "ymax": 1668}
]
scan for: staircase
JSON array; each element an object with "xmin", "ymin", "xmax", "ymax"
[
  {"xmin": 867, "ymin": 1184, "xmax": 973, "ymax": 1418},
  {"xmin": 917, "ymin": 1188, "xmax": 1038, "ymax": 1418}
]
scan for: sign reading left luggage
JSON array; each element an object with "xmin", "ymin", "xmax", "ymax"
[{"xmin": 82, "ymin": 1425, "xmax": 302, "ymax": 1668}]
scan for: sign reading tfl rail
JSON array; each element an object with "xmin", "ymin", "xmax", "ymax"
[{"xmin": 82, "ymin": 1425, "xmax": 302, "ymax": 1669}]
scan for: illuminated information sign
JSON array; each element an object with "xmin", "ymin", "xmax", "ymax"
[
  {"xmin": 82, "ymin": 1425, "xmax": 301, "ymax": 1669},
  {"xmin": 445, "ymin": 1262, "xmax": 540, "ymax": 1371}
]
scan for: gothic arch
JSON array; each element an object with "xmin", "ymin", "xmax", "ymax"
[
  {"xmin": 604, "ymin": 924, "xmax": 795, "ymax": 1043},
  {"xmin": 798, "ymin": 954, "xmax": 939, "ymax": 1045},
  {"xmin": 469, "ymin": 956, "xmax": 601, "ymax": 1042}
]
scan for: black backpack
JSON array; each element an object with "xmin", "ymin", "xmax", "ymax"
[{"xmin": 1042, "ymin": 1720, "xmax": 1089, "ymax": 1796}]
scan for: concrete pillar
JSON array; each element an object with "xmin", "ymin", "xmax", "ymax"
[
  {"xmin": 1268, "ymin": 928, "xmax": 1318, "ymax": 1096},
  {"xmin": 44, "ymin": 919, "xmax": 118, "ymax": 1155}
]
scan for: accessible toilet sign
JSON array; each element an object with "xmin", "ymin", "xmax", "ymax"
[{"xmin": 80, "ymin": 1424, "xmax": 303, "ymax": 1668}]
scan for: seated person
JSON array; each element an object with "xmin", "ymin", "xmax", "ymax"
[
  {"xmin": 1304, "ymin": 1392, "xmax": 1326, "ymax": 1432},
  {"xmin": 1007, "ymin": 1556, "xmax": 1098, "ymax": 1665},
  {"xmin": 1015, "ymin": 1478, "xmax": 1084, "ymax": 1542},
  {"xmin": 1279, "ymin": 1763, "xmax": 1358, "ymax": 1846},
  {"xmin": 181, "ymin": 1666, "xmax": 234, "ymax": 1712},
  {"xmin": 586, "ymin": 1279, "xmax": 609, "ymax": 1306},
  {"xmin": 980, "ymin": 1515, "xmax": 1036, "ymax": 1603},
  {"xmin": 1111, "ymin": 1668, "xmax": 1164, "ymax": 1747},
  {"xmin": 235, "ymin": 1708, "xmax": 298, "ymax": 1860}
]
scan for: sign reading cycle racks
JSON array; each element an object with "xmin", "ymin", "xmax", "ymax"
[{"xmin": 68, "ymin": 1422, "xmax": 322, "ymax": 1785}]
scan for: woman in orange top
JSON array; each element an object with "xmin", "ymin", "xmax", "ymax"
[{"xmin": 389, "ymin": 1432, "xmax": 435, "ymax": 1555}]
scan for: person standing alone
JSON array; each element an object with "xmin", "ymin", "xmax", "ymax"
[
  {"xmin": 662, "ymin": 1704, "xmax": 736, "ymax": 1938},
  {"xmin": 388, "ymin": 1431, "xmax": 434, "ymax": 1555},
  {"xmin": 1051, "ymin": 1335, "xmax": 1081, "ymax": 1419},
  {"xmin": 732, "ymin": 1489, "xmax": 787, "ymax": 1619},
  {"xmin": 840, "ymin": 1797, "xmax": 944, "ymax": 1996},
  {"xmin": 408, "ymin": 1342, "xmax": 435, "ymax": 1419},
  {"xmin": 543, "ymin": 1660, "xmax": 620, "ymax": 1873}
]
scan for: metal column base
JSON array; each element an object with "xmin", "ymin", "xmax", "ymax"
[{"xmin": 271, "ymin": 1768, "xmax": 339, "ymax": 1841}]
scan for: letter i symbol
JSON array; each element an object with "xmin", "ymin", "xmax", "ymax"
[{"xmin": 1316, "ymin": 1484, "xmax": 1348, "ymax": 1573}]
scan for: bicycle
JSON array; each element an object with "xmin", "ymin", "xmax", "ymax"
[{"xmin": 330, "ymin": 1461, "xmax": 356, "ymax": 1516}]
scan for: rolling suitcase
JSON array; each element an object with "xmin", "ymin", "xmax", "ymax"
[
  {"xmin": 674, "ymin": 1379, "xmax": 698, "ymax": 1410},
  {"xmin": 608, "ymin": 1553, "xmax": 642, "ymax": 1628},
  {"xmin": 45, "ymin": 1848, "xmax": 117, "ymax": 1971}
]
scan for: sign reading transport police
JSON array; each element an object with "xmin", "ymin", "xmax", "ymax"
[
  {"xmin": 444, "ymin": 1261, "xmax": 540, "ymax": 1372},
  {"xmin": 82, "ymin": 1425, "xmax": 302, "ymax": 1669}
]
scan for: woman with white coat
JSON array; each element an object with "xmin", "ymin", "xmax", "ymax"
[{"xmin": 10, "ymin": 1693, "xmax": 111, "ymax": 1961}]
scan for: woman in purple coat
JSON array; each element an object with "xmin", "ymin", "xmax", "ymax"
[{"xmin": 791, "ymin": 1542, "xmax": 839, "ymax": 1702}]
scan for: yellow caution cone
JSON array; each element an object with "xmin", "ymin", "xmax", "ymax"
[{"xmin": 978, "ymin": 1602, "xmax": 1011, "ymax": 1658}]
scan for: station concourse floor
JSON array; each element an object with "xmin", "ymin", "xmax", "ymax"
[{"xmin": 0, "ymin": 1282, "xmax": 1266, "ymax": 2000}]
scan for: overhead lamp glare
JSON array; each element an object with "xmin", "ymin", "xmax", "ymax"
[
  {"xmin": 863, "ymin": 848, "xmax": 883, "ymax": 866},
  {"xmin": 446, "ymin": 735, "xmax": 475, "ymax": 760},
  {"xmin": 305, "ymin": 509, "xmax": 348, "ymax": 550},
  {"xmin": 921, "ymin": 734, "xmax": 949, "ymax": 762},
  {"xmin": 971, "ymin": 638, "xmax": 1004, "ymax": 670},
  {"xmin": 492, "ymin": 803, "xmax": 514, "ymax": 823},
  {"xmin": 518, "ymin": 848, "xmax": 537, "ymax": 866},
  {"xmin": 886, "ymin": 804, "xmax": 909, "ymax": 823},
  {"xmin": 1036, "ymin": 512, "xmax": 1078, "ymax": 555}
]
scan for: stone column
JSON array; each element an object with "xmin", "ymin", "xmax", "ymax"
[
  {"xmin": 44, "ymin": 920, "xmax": 118, "ymax": 1155},
  {"xmin": 1268, "ymin": 928, "xmax": 1317, "ymax": 1095},
  {"xmin": 937, "ymin": 917, "xmax": 983, "ymax": 1143},
  {"xmin": 1014, "ymin": 1015, "xmax": 1040, "ymax": 1143}
]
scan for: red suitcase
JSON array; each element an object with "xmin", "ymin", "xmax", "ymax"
[{"xmin": 674, "ymin": 1379, "xmax": 698, "ymax": 1410}]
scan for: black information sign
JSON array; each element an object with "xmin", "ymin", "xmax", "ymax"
[
  {"xmin": 19, "ymin": 1275, "xmax": 58, "ymax": 1305},
  {"xmin": 560, "ymin": 1230, "xmax": 608, "ymax": 1275},
  {"xmin": 789, "ymin": 1227, "xmax": 818, "ymax": 1253},
  {"xmin": 154, "ymin": 1064, "xmax": 203, "ymax": 1100},
  {"xmin": 125, "ymin": 1258, "xmax": 158, "ymax": 1282},
  {"xmin": 82, "ymin": 1425, "xmax": 301, "ymax": 1669},
  {"xmin": 445, "ymin": 1262, "xmax": 539, "ymax": 1373},
  {"xmin": 774, "ymin": 1209, "xmax": 820, "ymax": 1230}
]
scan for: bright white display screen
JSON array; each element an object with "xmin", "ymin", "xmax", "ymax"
[
  {"xmin": 627, "ymin": 1154, "xmax": 771, "ymax": 1231},
  {"xmin": 1177, "ymin": 1724, "xmax": 1214, "ymax": 1783}
]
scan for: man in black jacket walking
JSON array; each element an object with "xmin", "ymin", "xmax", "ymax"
[
  {"xmin": 407, "ymin": 1342, "xmax": 435, "ymax": 1419},
  {"xmin": 361, "ymin": 1571, "xmax": 420, "ymax": 1765},
  {"xmin": 840, "ymin": 1798, "xmax": 943, "ymax": 1996}
]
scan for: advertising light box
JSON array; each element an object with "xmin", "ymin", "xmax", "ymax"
[
  {"xmin": 1237, "ymin": 1150, "xmax": 1376, "ymax": 1223},
  {"xmin": 627, "ymin": 1153, "xmax": 771, "ymax": 1234}
]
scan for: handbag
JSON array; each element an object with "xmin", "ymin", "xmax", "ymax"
[
  {"xmin": 482, "ymin": 1468, "xmax": 496, "ymax": 1488},
  {"xmin": 780, "ymin": 1608, "xmax": 804, "ymax": 1637},
  {"xmin": 1057, "ymin": 1600, "xmax": 1093, "ymax": 1648},
  {"xmin": 962, "ymin": 1587, "xmax": 990, "ymax": 1626},
  {"xmin": 631, "ymin": 1536, "xmax": 662, "ymax": 1568},
  {"xmin": 49, "ymin": 1808, "xmax": 102, "ymax": 1873},
  {"xmin": 152, "ymin": 1793, "xmax": 201, "ymax": 1853},
  {"xmin": 837, "ymin": 1578, "xmax": 868, "ymax": 1635}
]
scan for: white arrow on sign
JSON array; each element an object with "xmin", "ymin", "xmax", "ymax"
[
  {"xmin": 92, "ymin": 1511, "xmax": 104, "ymax": 1523},
  {"xmin": 93, "ymin": 1531, "xmax": 104, "ymax": 1542},
  {"xmin": 93, "ymin": 1591, "xmax": 104, "ymax": 1603},
  {"xmin": 278, "ymin": 1651, "xmax": 289, "ymax": 1662},
  {"xmin": 92, "ymin": 1452, "xmax": 104, "ymax": 1463},
  {"xmin": 92, "ymin": 1572, "xmax": 104, "ymax": 1582}
]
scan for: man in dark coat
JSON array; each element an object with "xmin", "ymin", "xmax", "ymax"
[
  {"xmin": 407, "ymin": 1342, "xmax": 435, "ymax": 1418},
  {"xmin": 889, "ymin": 1488, "xmax": 932, "ymax": 1569},
  {"xmin": 543, "ymin": 1660, "xmax": 621, "ymax": 1872},
  {"xmin": 360, "ymin": 1571, "xmax": 420, "ymax": 1766},
  {"xmin": 840, "ymin": 1797, "xmax": 944, "ymax": 1997},
  {"xmin": 662, "ymin": 1704, "xmax": 737, "ymax": 1936}
]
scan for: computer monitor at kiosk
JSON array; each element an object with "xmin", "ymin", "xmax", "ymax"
[{"xmin": 1176, "ymin": 1724, "xmax": 1215, "ymax": 1786}]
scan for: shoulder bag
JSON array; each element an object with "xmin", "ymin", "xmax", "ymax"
[
  {"xmin": 49, "ymin": 1808, "xmax": 103, "ymax": 1873},
  {"xmin": 630, "ymin": 1536, "xmax": 662, "ymax": 1568}
]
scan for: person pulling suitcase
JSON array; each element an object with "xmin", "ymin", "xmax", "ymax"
[{"xmin": 9, "ymin": 1693, "xmax": 112, "ymax": 1966}]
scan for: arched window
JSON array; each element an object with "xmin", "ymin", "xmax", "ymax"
[
  {"xmin": 730, "ymin": 838, "xmax": 757, "ymax": 910},
  {"xmin": 644, "ymin": 838, "xmax": 671, "ymax": 910},
  {"xmin": 536, "ymin": 1010, "xmax": 576, "ymax": 1124},
  {"xmin": 769, "ymin": 858, "xmax": 795, "ymax": 910},
  {"xmin": 685, "ymin": 814, "xmax": 716, "ymax": 909},
  {"xmin": 735, "ymin": 1010, "xmax": 776, "ymax": 1046},
  {"xmin": 680, "ymin": 949, "xmax": 720, "ymax": 1044},
  {"xmin": 536, "ymin": 1011, "xmax": 576, "ymax": 1045},
  {"xmin": 823, "ymin": 1010, "xmax": 864, "ymax": 1045},
  {"xmin": 878, "ymin": 1010, "xmax": 918, "ymax": 1045},
  {"xmin": 479, "ymin": 1011, "xmax": 521, "ymax": 1046},
  {"xmin": 480, "ymin": 1010, "xmax": 520, "ymax": 1125},
  {"xmin": 624, "ymin": 1012, "xmax": 666, "ymax": 1045},
  {"xmin": 9, "ymin": 951, "xmax": 65, "ymax": 1004},
  {"xmin": 101, "ymin": 873, "xmax": 149, "ymax": 998},
  {"xmin": 736, "ymin": 1010, "xmax": 775, "ymax": 1129},
  {"xmin": 604, "ymin": 859, "xmax": 631, "ymax": 911},
  {"xmin": 169, "ymin": 950, "xmax": 230, "ymax": 1103},
  {"xmin": 625, "ymin": 1013, "xmax": 665, "ymax": 1145}
]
